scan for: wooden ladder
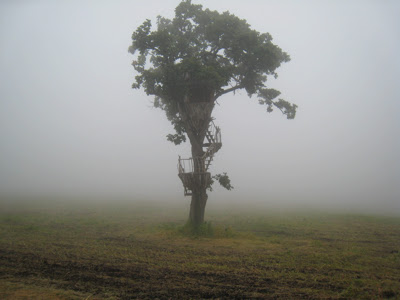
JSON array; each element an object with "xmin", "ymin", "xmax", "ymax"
[{"xmin": 177, "ymin": 121, "xmax": 222, "ymax": 196}]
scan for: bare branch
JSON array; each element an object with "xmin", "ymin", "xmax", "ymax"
[{"xmin": 214, "ymin": 84, "xmax": 243, "ymax": 100}]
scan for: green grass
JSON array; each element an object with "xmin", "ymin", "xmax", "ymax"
[{"xmin": 0, "ymin": 199, "xmax": 399, "ymax": 299}]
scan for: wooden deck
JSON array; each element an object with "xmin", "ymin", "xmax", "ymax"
[{"xmin": 177, "ymin": 121, "xmax": 222, "ymax": 196}]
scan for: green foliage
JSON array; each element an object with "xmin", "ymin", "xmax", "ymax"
[
  {"xmin": 209, "ymin": 172, "xmax": 234, "ymax": 191},
  {"xmin": 258, "ymin": 89, "xmax": 297, "ymax": 119},
  {"xmin": 166, "ymin": 133, "xmax": 186, "ymax": 145},
  {"xmin": 129, "ymin": 0, "xmax": 297, "ymax": 144}
]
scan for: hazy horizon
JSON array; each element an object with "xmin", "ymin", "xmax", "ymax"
[{"xmin": 1, "ymin": 0, "xmax": 399, "ymax": 213}]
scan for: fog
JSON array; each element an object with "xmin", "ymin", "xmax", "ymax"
[{"xmin": 1, "ymin": 0, "xmax": 399, "ymax": 213}]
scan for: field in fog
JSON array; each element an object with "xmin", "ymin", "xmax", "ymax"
[{"xmin": 1, "ymin": 198, "xmax": 399, "ymax": 299}]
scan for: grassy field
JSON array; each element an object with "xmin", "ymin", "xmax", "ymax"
[{"xmin": 0, "ymin": 199, "xmax": 399, "ymax": 299}]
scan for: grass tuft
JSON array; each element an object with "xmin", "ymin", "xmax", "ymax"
[{"xmin": 1, "ymin": 199, "xmax": 399, "ymax": 299}]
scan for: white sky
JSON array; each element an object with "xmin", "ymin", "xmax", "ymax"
[{"xmin": 1, "ymin": 0, "xmax": 399, "ymax": 212}]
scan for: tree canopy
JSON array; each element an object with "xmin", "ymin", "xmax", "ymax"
[{"xmin": 129, "ymin": 0, "xmax": 297, "ymax": 145}]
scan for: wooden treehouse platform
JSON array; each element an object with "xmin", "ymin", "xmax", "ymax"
[{"xmin": 177, "ymin": 121, "xmax": 222, "ymax": 196}]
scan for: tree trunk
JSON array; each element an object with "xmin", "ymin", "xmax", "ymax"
[
  {"xmin": 188, "ymin": 137, "xmax": 209, "ymax": 227},
  {"xmin": 189, "ymin": 187, "xmax": 208, "ymax": 226},
  {"xmin": 178, "ymin": 99, "xmax": 215, "ymax": 228}
]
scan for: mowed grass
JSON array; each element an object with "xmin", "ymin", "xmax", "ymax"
[{"xmin": 0, "ymin": 199, "xmax": 399, "ymax": 299}]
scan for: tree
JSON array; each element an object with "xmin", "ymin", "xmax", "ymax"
[{"xmin": 129, "ymin": 0, "xmax": 297, "ymax": 228}]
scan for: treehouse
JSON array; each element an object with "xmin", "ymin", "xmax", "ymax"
[{"xmin": 178, "ymin": 121, "xmax": 222, "ymax": 196}]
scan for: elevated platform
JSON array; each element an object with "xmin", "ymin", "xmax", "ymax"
[
  {"xmin": 177, "ymin": 121, "xmax": 222, "ymax": 196},
  {"xmin": 178, "ymin": 172, "xmax": 211, "ymax": 196}
]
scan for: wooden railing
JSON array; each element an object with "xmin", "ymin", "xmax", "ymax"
[{"xmin": 177, "ymin": 121, "xmax": 222, "ymax": 196}]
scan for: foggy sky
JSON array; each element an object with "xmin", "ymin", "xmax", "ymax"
[{"xmin": 1, "ymin": 0, "xmax": 399, "ymax": 212}]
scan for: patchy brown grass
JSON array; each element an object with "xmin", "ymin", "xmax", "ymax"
[{"xmin": 0, "ymin": 199, "xmax": 399, "ymax": 299}]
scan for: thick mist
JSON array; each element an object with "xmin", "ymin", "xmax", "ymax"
[{"xmin": 0, "ymin": 0, "xmax": 399, "ymax": 213}]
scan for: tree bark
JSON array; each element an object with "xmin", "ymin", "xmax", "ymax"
[
  {"xmin": 188, "ymin": 133, "xmax": 209, "ymax": 227},
  {"xmin": 189, "ymin": 186, "xmax": 208, "ymax": 226},
  {"xmin": 178, "ymin": 101, "xmax": 214, "ymax": 228}
]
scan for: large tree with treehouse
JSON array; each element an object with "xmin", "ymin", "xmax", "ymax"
[{"xmin": 129, "ymin": 0, "xmax": 297, "ymax": 228}]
